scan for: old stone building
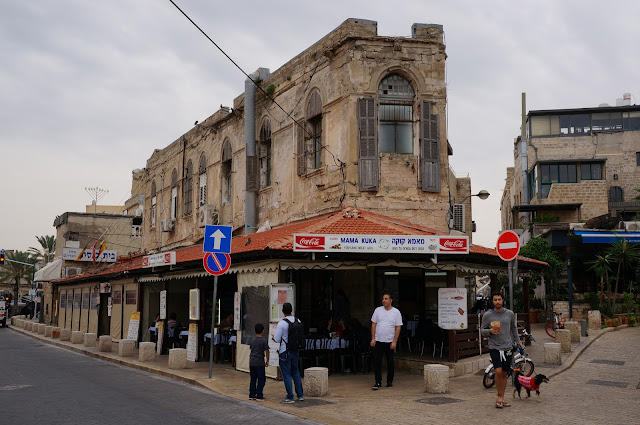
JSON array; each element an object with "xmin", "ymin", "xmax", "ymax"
[{"xmin": 134, "ymin": 18, "xmax": 474, "ymax": 253}]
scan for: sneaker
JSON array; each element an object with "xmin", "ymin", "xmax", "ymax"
[
  {"xmin": 372, "ymin": 382, "xmax": 382, "ymax": 390},
  {"xmin": 256, "ymin": 398, "xmax": 265, "ymax": 402},
  {"xmin": 249, "ymin": 397, "xmax": 256, "ymax": 400},
  {"xmin": 297, "ymin": 397, "xmax": 304, "ymax": 401},
  {"xmin": 386, "ymin": 382, "xmax": 393, "ymax": 388},
  {"xmin": 281, "ymin": 398, "xmax": 295, "ymax": 404}
]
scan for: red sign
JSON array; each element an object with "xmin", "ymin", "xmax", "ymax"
[
  {"xmin": 439, "ymin": 237, "xmax": 468, "ymax": 253},
  {"xmin": 294, "ymin": 235, "xmax": 326, "ymax": 250},
  {"xmin": 496, "ymin": 231, "xmax": 520, "ymax": 261},
  {"xmin": 203, "ymin": 252, "xmax": 231, "ymax": 275}
]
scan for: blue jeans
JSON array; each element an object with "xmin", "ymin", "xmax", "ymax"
[
  {"xmin": 279, "ymin": 350, "xmax": 303, "ymax": 400},
  {"xmin": 249, "ymin": 365, "xmax": 266, "ymax": 399}
]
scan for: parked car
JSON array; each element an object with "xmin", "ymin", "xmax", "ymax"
[{"xmin": 0, "ymin": 299, "xmax": 7, "ymax": 327}]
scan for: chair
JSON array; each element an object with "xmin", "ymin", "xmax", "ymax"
[
  {"xmin": 217, "ymin": 331, "xmax": 232, "ymax": 363},
  {"xmin": 339, "ymin": 335, "xmax": 357, "ymax": 375},
  {"xmin": 314, "ymin": 337, "xmax": 330, "ymax": 370},
  {"xmin": 353, "ymin": 328, "xmax": 372, "ymax": 374},
  {"xmin": 300, "ymin": 338, "xmax": 316, "ymax": 376}
]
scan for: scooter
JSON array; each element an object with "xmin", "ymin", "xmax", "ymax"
[{"xmin": 483, "ymin": 328, "xmax": 535, "ymax": 388}]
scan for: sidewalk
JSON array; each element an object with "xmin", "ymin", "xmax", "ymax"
[{"xmin": 8, "ymin": 319, "xmax": 621, "ymax": 425}]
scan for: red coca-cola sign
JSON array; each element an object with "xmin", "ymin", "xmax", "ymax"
[
  {"xmin": 439, "ymin": 237, "xmax": 468, "ymax": 253},
  {"xmin": 294, "ymin": 235, "xmax": 325, "ymax": 250}
]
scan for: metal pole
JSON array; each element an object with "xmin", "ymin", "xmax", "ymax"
[
  {"xmin": 567, "ymin": 253, "xmax": 573, "ymax": 320},
  {"xmin": 508, "ymin": 260, "xmax": 514, "ymax": 310},
  {"xmin": 208, "ymin": 275, "xmax": 218, "ymax": 378}
]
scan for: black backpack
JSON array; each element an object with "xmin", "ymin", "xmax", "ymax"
[{"xmin": 284, "ymin": 317, "xmax": 305, "ymax": 351}]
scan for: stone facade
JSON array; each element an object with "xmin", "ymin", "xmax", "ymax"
[{"xmin": 132, "ymin": 19, "xmax": 475, "ymax": 254}]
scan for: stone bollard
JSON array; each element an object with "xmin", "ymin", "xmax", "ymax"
[
  {"xmin": 168, "ymin": 348, "xmax": 188, "ymax": 369},
  {"xmin": 564, "ymin": 321, "xmax": 580, "ymax": 343},
  {"xmin": 118, "ymin": 339, "xmax": 136, "ymax": 357},
  {"xmin": 98, "ymin": 335, "xmax": 113, "ymax": 352},
  {"xmin": 26, "ymin": 321, "xmax": 32, "ymax": 331},
  {"xmin": 424, "ymin": 364, "xmax": 450, "ymax": 394},
  {"xmin": 71, "ymin": 331, "xmax": 84, "ymax": 344},
  {"xmin": 556, "ymin": 329, "xmax": 571, "ymax": 353},
  {"xmin": 60, "ymin": 329, "xmax": 71, "ymax": 341},
  {"xmin": 52, "ymin": 327, "xmax": 61, "ymax": 339},
  {"xmin": 588, "ymin": 310, "xmax": 602, "ymax": 330},
  {"xmin": 303, "ymin": 367, "xmax": 329, "ymax": 397},
  {"xmin": 84, "ymin": 333, "xmax": 97, "ymax": 347},
  {"xmin": 544, "ymin": 342, "xmax": 562, "ymax": 365},
  {"xmin": 38, "ymin": 324, "xmax": 46, "ymax": 334},
  {"xmin": 139, "ymin": 342, "xmax": 156, "ymax": 362},
  {"xmin": 45, "ymin": 326, "xmax": 53, "ymax": 337}
]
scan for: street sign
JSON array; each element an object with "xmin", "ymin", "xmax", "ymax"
[
  {"xmin": 496, "ymin": 230, "xmax": 520, "ymax": 261},
  {"xmin": 203, "ymin": 225, "xmax": 232, "ymax": 254},
  {"xmin": 203, "ymin": 252, "xmax": 231, "ymax": 276}
]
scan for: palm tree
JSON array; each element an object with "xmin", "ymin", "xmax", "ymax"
[
  {"xmin": 28, "ymin": 235, "xmax": 56, "ymax": 264},
  {"xmin": 587, "ymin": 254, "xmax": 611, "ymax": 305},
  {"xmin": 0, "ymin": 250, "xmax": 35, "ymax": 315},
  {"xmin": 606, "ymin": 240, "xmax": 640, "ymax": 309}
]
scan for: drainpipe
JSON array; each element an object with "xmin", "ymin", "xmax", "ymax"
[
  {"xmin": 244, "ymin": 68, "xmax": 270, "ymax": 235},
  {"xmin": 521, "ymin": 93, "xmax": 530, "ymax": 227}
]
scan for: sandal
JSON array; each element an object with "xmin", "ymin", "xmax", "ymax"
[
  {"xmin": 501, "ymin": 402, "xmax": 511, "ymax": 407},
  {"xmin": 495, "ymin": 401, "xmax": 503, "ymax": 408}
]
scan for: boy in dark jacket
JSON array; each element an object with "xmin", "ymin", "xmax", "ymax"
[{"xmin": 249, "ymin": 323, "xmax": 270, "ymax": 401}]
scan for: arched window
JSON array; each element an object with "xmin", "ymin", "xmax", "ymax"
[
  {"xmin": 198, "ymin": 154, "xmax": 207, "ymax": 207},
  {"xmin": 221, "ymin": 139, "xmax": 232, "ymax": 203},
  {"xmin": 609, "ymin": 186, "xmax": 624, "ymax": 202},
  {"xmin": 184, "ymin": 160, "xmax": 193, "ymax": 215},
  {"xmin": 150, "ymin": 180, "xmax": 157, "ymax": 227},
  {"xmin": 259, "ymin": 119, "xmax": 272, "ymax": 188},
  {"xmin": 171, "ymin": 169, "xmax": 178, "ymax": 219},
  {"xmin": 378, "ymin": 74, "xmax": 415, "ymax": 153}
]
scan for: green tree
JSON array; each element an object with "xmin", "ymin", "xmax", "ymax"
[
  {"xmin": 519, "ymin": 236, "xmax": 564, "ymax": 298},
  {"xmin": 28, "ymin": 235, "xmax": 56, "ymax": 264},
  {"xmin": 606, "ymin": 240, "xmax": 640, "ymax": 310},
  {"xmin": 0, "ymin": 250, "xmax": 35, "ymax": 315},
  {"xmin": 587, "ymin": 254, "xmax": 611, "ymax": 306}
]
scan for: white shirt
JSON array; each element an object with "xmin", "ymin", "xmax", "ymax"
[
  {"xmin": 274, "ymin": 315, "xmax": 297, "ymax": 353},
  {"xmin": 371, "ymin": 306, "xmax": 403, "ymax": 343}
]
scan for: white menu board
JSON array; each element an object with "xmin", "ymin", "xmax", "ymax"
[
  {"xmin": 438, "ymin": 288, "xmax": 467, "ymax": 330},
  {"xmin": 269, "ymin": 284, "xmax": 295, "ymax": 323},
  {"xmin": 186, "ymin": 323, "xmax": 198, "ymax": 362},
  {"xmin": 268, "ymin": 323, "xmax": 279, "ymax": 367}
]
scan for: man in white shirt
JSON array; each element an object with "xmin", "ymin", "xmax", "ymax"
[{"xmin": 370, "ymin": 290, "xmax": 403, "ymax": 389}]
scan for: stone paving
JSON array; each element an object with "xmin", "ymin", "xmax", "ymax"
[{"xmin": 8, "ymin": 320, "xmax": 639, "ymax": 424}]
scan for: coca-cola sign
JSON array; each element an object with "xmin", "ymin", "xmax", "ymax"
[
  {"xmin": 294, "ymin": 235, "xmax": 325, "ymax": 250},
  {"xmin": 439, "ymin": 237, "xmax": 468, "ymax": 253}
]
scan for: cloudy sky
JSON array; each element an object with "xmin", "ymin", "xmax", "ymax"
[{"xmin": 1, "ymin": 0, "xmax": 638, "ymax": 253}]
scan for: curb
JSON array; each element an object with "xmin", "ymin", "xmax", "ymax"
[{"xmin": 547, "ymin": 326, "xmax": 615, "ymax": 378}]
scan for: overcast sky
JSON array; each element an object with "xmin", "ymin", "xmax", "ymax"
[{"xmin": 2, "ymin": 0, "xmax": 638, "ymax": 254}]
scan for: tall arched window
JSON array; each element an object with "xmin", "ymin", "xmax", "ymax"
[
  {"xmin": 198, "ymin": 154, "xmax": 207, "ymax": 207},
  {"xmin": 171, "ymin": 169, "xmax": 178, "ymax": 219},
  {"xmin": 221, "ymin": 139, "xmax": 232, "ymax": 203},
  {"xmin": 259, "ymin": 119, "xmax": 272, "ymax": 188},
  {"xmin": 609, "ymin": 186, "xmax": 624, "ymax": 202},
  {"xmin": 184, "ymin": 160, "xmax": 193, "ymax": 215},
  {"xmin": 150, "ymin": 180, "xmax": 157, "ymax": 227},
  {"xmin": 378, "ymin": 74, "xmax": 415, "ymax": 153}
]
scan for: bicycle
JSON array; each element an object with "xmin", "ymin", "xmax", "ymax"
[
  {"xmin": 545, "ymin": 310, "xmax": 564, "ymax": 338},
  {"xmin": 483, "ymin": 328, "xmax": 535, "ymax": 388}
]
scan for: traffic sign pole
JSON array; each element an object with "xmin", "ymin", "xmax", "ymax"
[{"xmin": 208, "ymin": 275, "xmax": 218, "ymax": 379}]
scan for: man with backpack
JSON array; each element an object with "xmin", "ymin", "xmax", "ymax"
[{"xmin": 273, "ymin": 302, "xmax": 304, "ymax": 404}]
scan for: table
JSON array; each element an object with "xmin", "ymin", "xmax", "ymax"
[
  {"xmin": 203, "ymin": 333, "xmax": 237, "ymax": 365},
  {"xmin": 304, "ymin": 338, "xmax": 349, "ymax": 373}
]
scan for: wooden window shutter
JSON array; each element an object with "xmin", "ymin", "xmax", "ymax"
[
  {"xmin": 358, "ymin": 97, "xmax": 379, "ymax": 191},
  {"xmin": 421, "ymin": 100, "xmax": 441, "ymax": 192},
  {"xmin": 296, "ymin": 121, "xmax": 306, "ymax": 176},
  {"xmin": 246, "ymin": 155, "xmax": 258, "ymax": 191}
]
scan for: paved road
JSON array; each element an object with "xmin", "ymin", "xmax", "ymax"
[{"xmin": 0, "ymin": 329, "xmax": 319, "ymax": 425}]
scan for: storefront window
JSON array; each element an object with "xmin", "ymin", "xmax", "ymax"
[
  {"xmin": 113, "ymin": 291, "xmax": 122, "ymax": 304},
  {"xmin": 125, "ymin": 290, "xmax": 137, "ymax": 305}
]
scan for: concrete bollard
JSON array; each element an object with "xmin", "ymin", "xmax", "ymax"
[
  {"xmin": 26, "ymin": 321, "xmax": 32, "ymax": 331},
  {"xmin": 303, "ymin": 367, "xmax": 329, "ymax": 397},
  {"xmin": 98, "ymin": 335, "xmax": 112, "ymax": 352},
  {"xmin": 84, "ymin": 333, "xmax": 97, "ymax": 347},
  {"xmin": 556, "ymin": 329, "xmax": 571, "ymax": 353},
  {"xmin": 45, "ymin": 326, "xmax": 53, "ymax": 337},
  {"xmin": 60, "ymin": 328, "xmax": 71, "ymax": 341},
  {"xmin": 138, "ymin": 342, "xmax": 156, "ymax": 362},
  {"xmin": 581, "ymin": 319, "xmax": 588, "ymax": 337},
  {"xmin": 564, "ymin": 321, "xmax": 580, "ymax": 343},
  {"xmin": 38, "ymin": 324, "xmax": 46, "ymax": 334},
  {"xmin": 588, "ymin": 310, "xmax": 602, "ymax": 330},
  {"xmin": 71, "ymin": 331, "xmax": 84, "ymax": 344},
  {"xmin": 544, "ymin": 342, "xmax": 562, "ymax": 365},
  {"xmin": 168, "ymin": 348, "xmax": 188, "ymax": 369},
  {"xmin": 118, "ymin": 339, "xmax": 136, "ymax": 357},
  {"xmin": 52, "ymin": 327, "xmax": 61, "ymax": 338},
  {"xmin": 424, "ymin": 364, "xmax": 450, "ymax": 394}
]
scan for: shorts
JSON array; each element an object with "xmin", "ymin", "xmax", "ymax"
[{"xmin": 489, "ymin": 349, "xmax": 513, "ymax": 371}]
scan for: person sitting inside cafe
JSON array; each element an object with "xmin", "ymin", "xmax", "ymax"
[
  {"xmin": 219, "ymin": 313, "xmax": 234, "ymax": 332},
  {"xmin": 326, "ymin": 316, "xmax": 348, "ymax": 338}
]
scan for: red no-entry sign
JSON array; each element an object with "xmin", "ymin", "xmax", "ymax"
[{"xmin": 496, "ymin": 230, "xmax": 520, "ymax": 262}]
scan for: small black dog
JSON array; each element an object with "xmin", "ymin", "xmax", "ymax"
[{"xmin": 513, "ymin": 371, "xmax": 549, "ymax": 402}]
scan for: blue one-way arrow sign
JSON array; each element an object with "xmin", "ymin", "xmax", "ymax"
[{"xmin": 203, "ymin": 225, "xmax": 232, "ymax": 254}]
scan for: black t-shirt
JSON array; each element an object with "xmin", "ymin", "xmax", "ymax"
[{"xmin": 249, "ymin": 337, "xmax": 269, "ymax": 367}]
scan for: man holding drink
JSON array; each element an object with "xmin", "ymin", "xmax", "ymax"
[{"xmin": 480, "ymin": 291, "xmax": 523, "ymax": 408}]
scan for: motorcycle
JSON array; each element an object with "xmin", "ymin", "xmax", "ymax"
[{"xmin": 483, "ymin": 328, "xmax": 535, "ymax": 388}]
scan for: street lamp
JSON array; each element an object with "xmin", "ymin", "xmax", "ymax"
[{"xmin": 449, "ymin": 190, "xmax": 490, "ymax": 232}]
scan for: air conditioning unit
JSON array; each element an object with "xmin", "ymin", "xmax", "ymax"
[
  {"xmin": 161, "ymin": 219, "xmax": 175, "ymax": 232},
  {"xmin": 66, "ymin": 267, "xmax": 82, "ymax": 277},
  {"xmin": 625, "ymin": 221, "xmax": 640, "ymax": 231},
  {"xmin": 198, "ymin": 204, "xmax": 219, "ymax": 228},
  {"xmin": 131, "ymin": 224, "xmax": 142, "ymax": 237},
  {"xmin": 134, "ymin": 208, "xmax": 143, "ymax": 217}
]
